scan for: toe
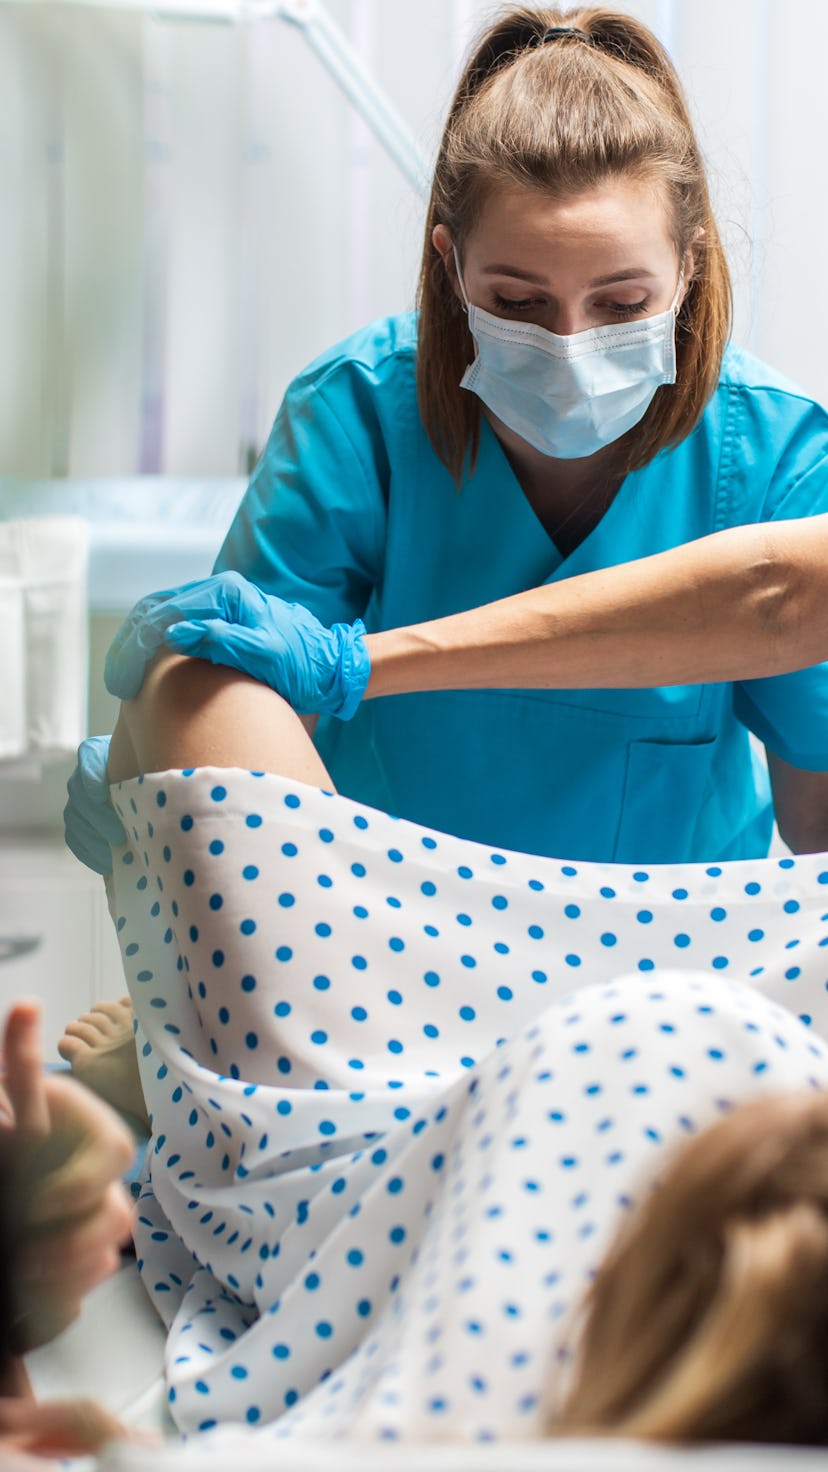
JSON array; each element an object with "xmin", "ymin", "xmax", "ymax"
[
  {"xmin": 93, "ymin": 1001, "xmax": 133, "ymax": 1028},
  {"xmin": 62, "ymin": 1021, "xmax": 101, "ymax": 1048}
]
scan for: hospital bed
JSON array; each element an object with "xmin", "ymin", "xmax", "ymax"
[{"xmin": 25, "ymin": 1264, "xmax": 828, "ymax": 1469}]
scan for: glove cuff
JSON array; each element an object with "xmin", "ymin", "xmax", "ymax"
[{"xmin": 332, "ymin": 620, "xmax": 371, "ymax": 720}]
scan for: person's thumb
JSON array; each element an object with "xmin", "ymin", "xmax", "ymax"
[{"xmin": 0, "ymin": 1394, "xmax": 127, "ymax": 1455}]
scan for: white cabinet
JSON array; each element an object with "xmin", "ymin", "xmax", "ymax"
[{"xmin": 0, "ymin": 836, "xmax": 124, "ymax": 1062}]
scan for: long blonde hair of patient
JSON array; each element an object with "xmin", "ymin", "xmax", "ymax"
[
  {"xmin": 557, "ymin": 1092, "xmax": 828, "ymax": 1445},
  {"xmin": 416, "ymin": 6, "xmax": 732, "ymax": 485}
]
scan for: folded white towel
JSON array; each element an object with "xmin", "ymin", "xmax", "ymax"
[{"xmin": 0, "ymin": 517, "xmax": 88, "ymax": 762}]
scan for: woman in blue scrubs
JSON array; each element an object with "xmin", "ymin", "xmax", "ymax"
[{"xmin": 74, "ymin": 5, "xmax": 828, "ymax": 867}]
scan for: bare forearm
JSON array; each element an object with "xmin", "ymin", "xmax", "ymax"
[{"xmin": 365, "ymin": 518, "xmax": 828, "ymax": 698}]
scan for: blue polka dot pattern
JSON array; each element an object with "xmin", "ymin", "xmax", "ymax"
[{"xmin": 108, "ymin": 767, "xmax": 828, "ymax": 1445}]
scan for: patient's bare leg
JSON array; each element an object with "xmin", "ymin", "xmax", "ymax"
[
  {"xmin": 61, "ymin": 654, "xmax": 336, "ymax": 1121},
  {"xmin": 108, "ymin": 651, "xmax": 335, "ymax": 788}
]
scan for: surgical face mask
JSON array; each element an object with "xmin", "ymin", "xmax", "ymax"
[{"xmin": 454, "ymin": 250, "xmax": 683, "ymax": 460}]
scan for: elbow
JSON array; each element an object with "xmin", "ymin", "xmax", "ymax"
[
  {"xmin": 775, "ymin": 810, "xmax": 828, "ymax": 855},
  {"xmin": 743, "ymin": 532, "xmax": 816, "ymax": 671}
]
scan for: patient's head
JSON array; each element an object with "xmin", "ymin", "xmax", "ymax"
[{"xmin": 559, "ymin": 1090, "xmax": 828, "ymax": 1445}]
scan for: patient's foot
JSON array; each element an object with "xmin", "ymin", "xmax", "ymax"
[{"xmin": 58, "ymin": 998, "xmax": 148, "ymax": 1129}]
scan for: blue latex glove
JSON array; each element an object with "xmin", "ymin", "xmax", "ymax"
[
  {"xmin": 63, "ymin": 735, "xmax": 125, "ymax": 876},
  {"xmin": 105, "ymin": 571, "xmax": 370, "ymax": 718}
]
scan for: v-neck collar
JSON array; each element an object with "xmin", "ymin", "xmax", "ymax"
[{"xmin": 479, "ymin": 418, "xmax": 635, "ymax": 583}]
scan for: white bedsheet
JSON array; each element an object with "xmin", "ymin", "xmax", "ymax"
[
  {"xmin": 101, "ymin": 1435, "xmax": 828, "ymax": 1471},
  {"xmin": 28, "ymin": 1262, "xmax": 828, "ymax": 1471}
]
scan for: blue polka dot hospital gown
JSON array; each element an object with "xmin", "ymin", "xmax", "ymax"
[{"xmin": 108, "ymin": 768, "xmax": 828, "ymax": 1447}]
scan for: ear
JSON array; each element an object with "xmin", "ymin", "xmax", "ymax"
[
  {"xmin": 432, "ymin": 224, "xmax": 464, "ymax": 305},
  {"xmin": 432, "ymin": 223, "xmax": 454, "ymax": 265},
  {"xmin": 680, "ymin": 226, "xmax": 705, "ymax": 299}
]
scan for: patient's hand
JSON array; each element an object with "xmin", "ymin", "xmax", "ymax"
[{"xmin": 1, "ymin": 1001, "xmax": 135, "ymax": 1352}]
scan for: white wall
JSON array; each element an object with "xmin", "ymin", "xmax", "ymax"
[{"xmin": 0, "ymin": 0, "xmax": 825, "ymax": 479}]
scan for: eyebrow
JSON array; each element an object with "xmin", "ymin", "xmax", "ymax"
[{"xmin": 482, "ymin": 265, "xmax": 658, "ymax": 287}]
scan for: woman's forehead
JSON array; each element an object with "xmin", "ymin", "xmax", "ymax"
[{"xmin": 466, "ymin": 178, "xmax": 677, "ymax": 276}]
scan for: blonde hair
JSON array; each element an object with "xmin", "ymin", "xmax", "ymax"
[
  {"xmin": 416, "ymin": 6, "xmax": 732, "ymax": 485},
  {"xmin": 558, "ymin": 1091, "xmax": 828, "ymax": 1445}
]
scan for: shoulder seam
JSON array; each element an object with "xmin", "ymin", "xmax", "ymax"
[
  {"xmin": 720, "ymin": 348, "xmax": 826, "ymax": 409},
  {"xmin": 720, "ymin": 376, "xmax": 825, "ymax": 409},
  {"xmin": 295, "ymin": 320, "xmax": 417, "ymax": 392}
]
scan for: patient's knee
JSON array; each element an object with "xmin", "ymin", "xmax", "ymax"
[
  {"xmin": 109, "ymin": 651, "xmax": 333, "ymax": 790},
  {"xmin": 108, "ymin": 652, "xmax": 197, "ymax": 783}
]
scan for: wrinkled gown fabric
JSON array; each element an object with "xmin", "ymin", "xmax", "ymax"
[{"xmin": 108, "ymin": 769, "xmax": 828, "ymax": 1444}]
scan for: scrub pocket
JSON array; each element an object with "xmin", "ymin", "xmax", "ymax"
[
  {"xmin": 614, "ymin": 736, "xmax": 717, "ymax": 863},
  {"xmin": 328, "ymin": 693, "xmax": 742, "ymax": 865}
]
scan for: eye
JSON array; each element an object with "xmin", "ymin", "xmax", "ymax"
[
  {"xmin": 603, "ymin": 298, "xmax": 650, "ymax": 319},
  {"xmin": 492, "ymin": 292, "xmax": 540, "ymax": 314}
]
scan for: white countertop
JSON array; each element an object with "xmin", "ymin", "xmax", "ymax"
[{"xmin": 0, "ymin": 476, "xmax": 247, "ymax": 611}]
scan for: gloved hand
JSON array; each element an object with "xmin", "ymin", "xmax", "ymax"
[
  {"xmin": 104, "ymin": 571, "xmax": 371, "ymax": 718},
  {"xmin": 63, "ymin": 735, "xmax": 124, "ymax": 876}
]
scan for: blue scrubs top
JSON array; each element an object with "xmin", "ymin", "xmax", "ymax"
[{"xmin": 216, "ymin": 312, "xmax": 828, "ymax": 863}]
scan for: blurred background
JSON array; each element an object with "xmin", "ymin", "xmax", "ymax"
[{"xmin": 0, "ymin": 0, "xmax": 825, "ymax": 481}]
